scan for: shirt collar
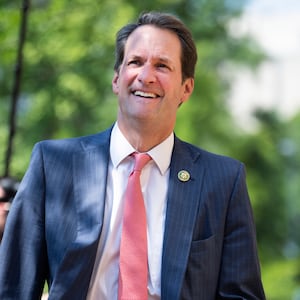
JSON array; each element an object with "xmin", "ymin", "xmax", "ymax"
[{"xmin": 110, "ymin": 123, "xmax": 174, "ymax": 175}]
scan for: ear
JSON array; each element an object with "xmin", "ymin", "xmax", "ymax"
[
  {"xmin": 180, "ymin": 78, "xmax": 194, "ymax": 104},
  {"xmin": 112, "ymin": 72, "xmax": 119, "ymax": 95}
]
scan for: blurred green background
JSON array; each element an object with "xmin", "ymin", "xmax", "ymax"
[{"xmin": 1, "ymin": 0, "xmax": 299, "ymax": 298}]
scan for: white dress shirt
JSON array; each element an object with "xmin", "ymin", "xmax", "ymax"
[{"xmin": 86, "ymin": 123, "xmax": 173, "ymax": 300}]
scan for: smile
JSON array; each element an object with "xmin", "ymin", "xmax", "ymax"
[{"xmin": 133, "ymin": 90, "xmax": 159, "ymax": 99}]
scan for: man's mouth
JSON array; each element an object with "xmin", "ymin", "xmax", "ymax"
[{"xmin": 133, "ymin": 91, "xmax": 159, "ymax": 99}]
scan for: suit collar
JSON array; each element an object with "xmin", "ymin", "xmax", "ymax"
[{"xmin": 78, "ymin": 126, "xmax": 113, "ymax": 151}]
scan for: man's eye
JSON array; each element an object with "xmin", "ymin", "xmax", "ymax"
[
  {"xmin": 157, "ymin": 63, "xmax": 169, "ymax": 69},
  {"xmin": 128, "ymin": 60, "xmax": 140, "ymax": 66}
]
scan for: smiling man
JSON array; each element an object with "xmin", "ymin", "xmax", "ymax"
[
  {"xmin": 0, "ymin": 12, "xmax": 265, "ymax": 300},
  {"xmin": 112, "ymin": 24, "xmax": 193, "ymax": 153}
]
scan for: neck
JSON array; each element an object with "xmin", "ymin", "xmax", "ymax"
[{"xmin": 117, "ymin": 120, "xmax": 173, "ymax": 152}]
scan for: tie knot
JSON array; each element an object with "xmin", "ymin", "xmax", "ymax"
[{"xmin": 132, "ymin": 152, "xmax": 151, "ymax": 172}]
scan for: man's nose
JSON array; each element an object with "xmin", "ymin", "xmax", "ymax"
[{"xmin": 137, "ymin": 64, "xmax": 156, "ymax": 84}]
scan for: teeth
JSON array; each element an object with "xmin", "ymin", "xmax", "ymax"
[{"xmin": 134, "ymin": 91, "xmax": 157, "ymax": 98}]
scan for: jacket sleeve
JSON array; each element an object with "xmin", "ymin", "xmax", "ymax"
[
  {"xmin": 0, "ymin": 143, "xmax": 48, "ymax": 300},
  {"xmin": 217, "ymin": 164, "xmax": 266, "ymax": 299}
]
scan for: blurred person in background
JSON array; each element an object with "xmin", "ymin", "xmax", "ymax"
[{"xmin": 0, "ymin": 177, "xmax": 19, "ymax": 243}]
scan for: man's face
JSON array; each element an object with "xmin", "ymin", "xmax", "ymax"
[{"xmin": 112, "ymin": 25, "xmax": 194, "ymax": 134}]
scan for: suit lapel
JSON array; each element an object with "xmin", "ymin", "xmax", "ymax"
[
  {"xmin": 49, "ymin": 129, "xmax": 111, "ymax": 299},
  {"xmin": 161, "ymin": 137, "xmax": 206, "ymax": 300},
  {"xmin": 72, "ymin": 141, "xmax": 109, "ymax": 243}
]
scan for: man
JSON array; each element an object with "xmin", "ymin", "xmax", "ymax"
[{"xmin": 0, "ymin": 12, "xmax": 265, "ymax": 299}]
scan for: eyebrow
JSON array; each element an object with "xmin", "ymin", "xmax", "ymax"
[
  {"xmin": 156, "ymin": 56, "xmax": 176, "ymax": 71},
  {"xmin": 128, "ymin": 54, "xmax": 175, "ymax": 69},
  {"xmin": 157, "ymin": 56, "xmax": 172, "ymax": 64}
]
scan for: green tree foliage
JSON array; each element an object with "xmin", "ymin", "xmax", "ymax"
[
  {"xmin": 1, "ymin": 0, "xmax": 136, "ymax": 175},
  {"xmin": 232, "ymin": 110, "xmax": 300, "ymax": 299}
]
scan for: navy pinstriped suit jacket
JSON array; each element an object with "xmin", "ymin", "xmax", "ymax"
[{"xmin": 0, "ymin": 127, "xmax": 265, "ymax": 299}]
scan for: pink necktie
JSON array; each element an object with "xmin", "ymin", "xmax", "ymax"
[{"xmin": 118, "ymin": 152, "xmax": 151, "ymax": 300}]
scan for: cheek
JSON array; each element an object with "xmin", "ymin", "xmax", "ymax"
[
  {"xmin": 120, "ymin": 67, "xmax": 137, "ymax": 81},
  {"xmin": 166, "ymin": 83, "xmax": 185, "ymax": 103}
]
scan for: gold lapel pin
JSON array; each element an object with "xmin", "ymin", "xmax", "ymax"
[{"xmin": 177, "ymin": 170, "xmax": 190, "ymax": 182}]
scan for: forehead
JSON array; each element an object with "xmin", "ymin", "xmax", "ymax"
[{"xmin": 124, "ymin": 25, "xmax": 182, "ymax": 61}]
